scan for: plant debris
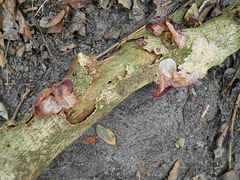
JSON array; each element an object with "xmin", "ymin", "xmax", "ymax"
[
  {"xmin": 96, "ymin": 124, "xmax": 116, "ymax": 145},
  {"xmin": 168, "ymin": 160, "xmax": 180, "ymax": 180},
  {"xmin": 82, "ymin": 136, "xmax": 96, "ymax": 146}
]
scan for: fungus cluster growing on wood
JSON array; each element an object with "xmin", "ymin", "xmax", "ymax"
[
  {"xmin": 151, "ymin": 59, "xmax": 199, "ymax": 98},
  {"xmin": 33, "ymin": 79, "xmax": 78, "ymax": 118}
]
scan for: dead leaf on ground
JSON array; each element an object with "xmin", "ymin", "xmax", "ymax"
[
  {"xmin": 168, "ymin": 160, "xmax": 180, "ymax": 180},
  {"xmin": 0, "ymin": 101, "xmax": 8, "ymax": 120},
  {"xmin": 58, "ymin": 43, "xmax": 78, "ymax": 51},
  {"xmin": 0, "ymin": 49, "xmax": 7, "ymax": 69},
  {"xmin": 16, "ymin": 42, "xmax": 25, "ymax": 58},
  {"xmin": 65, "ymin": 11, "xmax": 86, "ymax": 37},
  {"xmin": 15, "ymin": 9, "xmax": 32, "ymax": 40},
  {"xmin": 184, "ymin": 3, "xmax": 199, "ymax": 26},
  {"xmin": 153, "ymin": 0, "xmax": 176, "ymax": 18},
  {"xmin": 57, "ymin": 0, "xmax": 92, "ymax": 9},
  {"xmin": 42, "ymin": 6, "xmax": 69, "ymax": 34},
  {"xmin": 0, "ymin": 0, "xmax": 19, "ymax": 40},
  {"xmin": 132, "ymin": 0, "xmax": 145, "ymax": 22},
  {"xmin": 99, "ymin": 0, "xmax": 109, "ymax": 9},
  {"xmin": 0, "ymin": 31, "xmax": 4, "ymax": 48},
  {"xmin": 96, "ymin": 124, "xmax": 116, "ymax": 145},
  {"xmin": 118, "ymin": 0, "xmax": 132, "ymax": 9},
  {"xmin": 82, "ymin": 136, "xmax": 96, "ymax": 146},
  {"xmin": 175, "ymin": 138, "xmax": 185, "ymax": 148},
  {"xmin": 104, "ymin": 29, "xmax": 120, "ymax": 39},
  {"xmin": 199, "ymin": 4, "xmax": 214, "ymax": 23}
]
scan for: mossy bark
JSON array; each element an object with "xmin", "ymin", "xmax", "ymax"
[{"xmin": 0, "ymin": 8, "xmax": 239, "ymax": 180}]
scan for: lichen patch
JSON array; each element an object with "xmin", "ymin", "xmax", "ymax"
[{"xmin": 179, "ymin": 38, "xmax": 227, "ymax": 78}]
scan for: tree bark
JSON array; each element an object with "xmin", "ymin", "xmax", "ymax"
[{"xmin": 0, "ymin": 8, "xmax": 239, "ymax": 180}]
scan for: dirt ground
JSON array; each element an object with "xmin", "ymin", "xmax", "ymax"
[{"xmin": 0, "ymin": 0, "xmax": 240, "ymax": 179}]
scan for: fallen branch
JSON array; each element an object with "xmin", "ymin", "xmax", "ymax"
[{"xmin": 0, "ymin": 8, "xmax": 240, "ymax": 180}]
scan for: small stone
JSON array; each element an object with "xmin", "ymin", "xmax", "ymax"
[
  {"xmin": 196, "ymin": 141, "xmax": 204, "ymax": 148},
  {"xmin": 224, "ymin": 68, "xmax": 236, "ymax": 77},
  {"xmin": 214, "ymin": 147, "xmax": 225, "ymax": 158},
  {"xmin": 39, "ymin": 17, "xmax": 49, "ymax": 28},
  {"xmin": 193, "ymin": 173, "xmax": 206, "ymax": 180},
  {"xmin": 191, "ymin": 87, "xmax": 197, "ymax": 96},
  {"xmin": 219, "ymin": 170, "xmax": 239, "ymax": 180},
  {"xmin": 25, "ymin": 43, "xmax": 32, "ymax": 52},
  {"xmin": 175, "ymin": 138, "xmax": 185, "ymax": 148}
]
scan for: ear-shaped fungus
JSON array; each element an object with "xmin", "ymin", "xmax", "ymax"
[
  {"xmin": 151, "ymin": 59, "xmax": 198, "ymax": 98},
  {"xmin": 146, "ymin": 22, "xmax": 168, "ymax": 37},
  {"xmin": 33, "ymin": 79, "xmax": 78, "ymax": 118},
  {"xmin": 166, "ymin": 20, "xmax": 187, "ymax": 49}
]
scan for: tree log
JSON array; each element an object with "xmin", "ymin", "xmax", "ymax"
[{"xmin": 0, "ymin": 8, "xmax": 239, "ymax": 180}]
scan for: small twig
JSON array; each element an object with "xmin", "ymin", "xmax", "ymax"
[
  {"xmin": 228, "ymin": 93, "xmax": 240, "ymax": 170},
  {"xmin": 201, "ymin": 104, "xmax": 210, "ymax": 119},
  {"xmin": 31, "ymin": 15, "xmax": 57, "ymax": 61},
  {"xmin": 96, "ymin": 25, "xmax": 146, "ymax": 59},
  {"xmin": 222, "ymin": 63, "xmax": 240, "ymax": 95},
  {"xmin": 34, "ymin": 0, "xmax": 48, "ymax": 17},
  {"xmin": 11, "ymin": 89, "xmax": 31, "ymax": 121}
]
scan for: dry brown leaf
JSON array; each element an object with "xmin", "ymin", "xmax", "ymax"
[
  {"xmin": 99, "ymin": 0, "xmax": 109, "ymax": 9},
  {"xmin": 96, "ymin": 125, "xmax": 116, "ymax": 146},
  {"xmin": 15, "ymin": 9, "xmax": 32, "ymax": 40},
  {"xmin": 16, "ymin": 43, "xmax": 25, "ymax": 58},
  {"xmin": 0, "ymin": 49, "xmax": 7, "ymax": 69},
  {"xmin": 66, "ymin": 11, "xmax": 86, "ymax": 37},
  {"xmin": 153, "ymin": 0, "xmax": 176, "ymax": 18},
  {"xmin": 104, "ymin": 29, "xmax": 120, "ymax": 39},
  {"xmin": 184, "ymin": 3, "xmax": 199, "ymax": 26},
  {"xmin": 0, "ymin": 0, "xmax": 19, "ymax": 40},
  {"xmin": 2, "ymin": 0, "xmax": 15, "ymax": 18},
  {"xmin": 57, "ymin": 0, "xmax": 92, "ymax": 9},
  {"xmin": 118, "ymin": 0, "xmax": 132, "ymax": 9},
  {"xmin": 82, "ymin": 136, "xmax": 96, "ymax": 146},
  {"xmin": 42, "ymin": 6, "xmax": 70, "ymax": 34},
  {"xmin": 168, "ymin": 160, "xmax": 180, "ymax": 180},
  {"xmin": 132, "ymin": 0, "xmax": 145, "ymax": 22},
  {"xmin": 43, "ymin": 10, "xmax": 65, "ymax": 29},
  {"xmin": 0, "ymin": 31, "xmax": 4, "ymax": 48}
]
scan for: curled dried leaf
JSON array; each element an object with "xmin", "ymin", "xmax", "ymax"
[
  {"xmin": 33, "ymin": 79, "xmax": 78, "ymax": 118},
  {"xmin": 166, "ymin": 20, "xmax": 187, "ymax": 49},
  {"xmin": 184, "ymin": 3, "xmax": 199, "ymax": 26},
  {"xmin": 42, "ymin": 6, "xmax": 69, "ymax": 34},
  {"xmin": 15, "ymin": 9, "xmax": 32, "ymax": 40},
  {"xmin": 151, "ymin": 59, "xmax": 198, "ymax": 98}
]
